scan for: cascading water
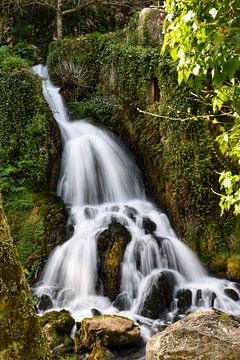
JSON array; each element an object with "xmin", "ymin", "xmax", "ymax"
[{"xmin": 32, "ymin": 65, "xmax": 240, "ymax": 339}]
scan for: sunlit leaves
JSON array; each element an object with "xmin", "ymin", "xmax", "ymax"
[
  {"xmin": 163, "ymin": 0, "xmax": 240, "ymax": 215},
  {"xmin": 219, "ymin": 171, "xmax": 240, "ymax": 215}
]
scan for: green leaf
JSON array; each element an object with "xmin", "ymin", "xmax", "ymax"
[
  {"xmin": 222, "ymin": 59, "xmax": 239, "ymax": 81},
  {"xmin": 230, "ymin": 34, "xmax": 240, "ymax": 45}
]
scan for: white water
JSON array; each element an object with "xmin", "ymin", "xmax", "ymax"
[{"xmin": 33, "ymin": 65, "xmax": 240, "ymax": 337}]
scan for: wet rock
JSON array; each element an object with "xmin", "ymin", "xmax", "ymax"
[
  {"xmin": 111, "ymin": 205, "xmax": 120, "ymax": 212},
  {"xmin": 0, "ymin": 198, "xmax": 51, "ymax": 359},
  {"xmin": 176, "ymin": 289, "xmax": 192, "ymax": 313},
  {"xmin": 224, "ymin": 288, "xmax": 240, "ymax": 301},
  {"xmin": 113, "ymin": 292, "xmax": 131, "ymax": 311},
  {"xmin": 84, "ymin": 207, "xmax": 98, "ymax": 219},
  {"xmin": 142, "ymin": 217, "xmax": 156, "ymax": 234},
  {"xmin": 76, "ymin": 315, "xmax": 140, "ymax": 350},
  {"xmin": 97, "ymin": 220, "xmax": 131, "ymax": 300},
  {"xmin": 40, "ymin": 309, "xmax": 75, "ymax": 351},
  {"xmin": 88, "ymin": 342, "xmax": 114, "ymax": 360},
  {"xmin": 123, "ymin": 206, "xmax": 138, "ymax": 221},
  {"xmin": 91, "ymin": 308, "xmax": 102, "ymax": 316},
  {"xmin": 38, "ymin": 294, "xmax": 53, "ymax": 311},
  {"xmin": 146, "ymin": 311, "xmax": 240, "ymax": 360},
  {"xmin": 141, "ymin": 270, "xmax": 175, "ymax": 319},
  {"xmin": 196, "ymin": 289, "xmax": 202, "ymax": 306}
]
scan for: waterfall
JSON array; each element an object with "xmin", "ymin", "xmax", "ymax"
[{"xmin": 32, "ymin": 65, "xmax": 240, "ymax": 336}]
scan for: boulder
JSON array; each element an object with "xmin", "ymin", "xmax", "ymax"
[
  {"xmin": 77, "ymin": 315, "xmax": 140, "ymax": 350},
  {"xmin": 88, "ymin": 343, "xmax": 114, "ymax": 360},
  {"xmin": 97, "ymin": 220, "xmax": 131, "ymax": 300},
  {"xmin": 141, "ymin": 271, "xmax": 175, "ymax": 319},
  {"xmin": 146, "ymin": 310, "xmax": 240, "ymax": 360},
  {"xmin": 40, "ymin": 309, "xmax": 75, "ymax": 351},
  {"xmin": 0, "ymin": 197, "xmax": 51, "ymax": 359}
]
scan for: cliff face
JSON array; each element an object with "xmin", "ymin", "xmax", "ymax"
[{"xmin": 0, "ymin": 196, "xmax": 51, "ymax": 359}]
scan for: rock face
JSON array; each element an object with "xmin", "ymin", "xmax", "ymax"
[
  {"xmin": 77, "ymin": 315, "xmax": 140, "ymax": 350},
  {"xmin": 146, "ymin": 311, "xmax": 240, "ymax": 360},
  {"xmin": 97, "ymin": 220, "xmax": 131, "ymax": 300},
  {"xmin": 138, "ymin": 8, "xmax": 165, "ymax": 46},
  {"xmin": 0, "ymin": 197, "xmax": 51, "ymax": 359},
  {"xmin": 140, "ymin": 270, "xmax": 175, "ymax": 319},
  {"xmin": 39, "ymin": 310, "xmax": 75, "ymax": 351}
]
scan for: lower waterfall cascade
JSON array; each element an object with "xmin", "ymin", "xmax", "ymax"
[{"xmin": 32, "ymin": 65, "xmax": 240, "ymax": 341}]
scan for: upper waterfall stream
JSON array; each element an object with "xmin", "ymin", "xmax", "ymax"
[{"xmin": 32, "ymin": 65, "xmax": 240, "ymax": 340}]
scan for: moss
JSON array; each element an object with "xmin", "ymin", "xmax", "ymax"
[
  {"xmin": 6, "ymin": 192, "xmax": 67, "ymax": 283},
  {"xmin": 40, "ymin": 310, "xmax": 75, "ymax": 354},
  {"xmin": 227, "ymin": 256, "xmax": 240, "ymax": 281},
  {"xmin": 0, "ymin": 196, "xmax": 51, "ymax": 359},
  {"xmin": 97, "ymin": 221, "xmax": 131, "ymax": 300}
]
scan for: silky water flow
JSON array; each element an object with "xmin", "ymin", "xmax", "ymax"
[{"xmin": 32, "ymin": 65, "xmax": 240, "ymax": 340}]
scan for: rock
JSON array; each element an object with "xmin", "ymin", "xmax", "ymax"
[
  {"xmin": 88, "ymin": 342, "xmax": 114, "ymax": 360},
  {"xmin": 0, "ymin": 197, "xmax": 51, "ymax": 359},
  {"xmin": 97, "ymin": 220, "xmax": 131, "ymax": 300},
  {"xmin": 141, "ymin": 270, "xmax": 175, "ymax": 319},
  {"xmin": 91, "ymin": 308, "xmax": 102, "ymax": 316},
  {"xmin": 113, "ymin": 292, "xmax": 131, "ymax": 311},
  {"xmin": 196, "ymin": 289, "xmax": 202, "ymax": 306},
  {"xmin": 176, "ymin": 288, "xmax": 192, "ymax": 313},
  {"xmin": 142, "ymin": 217, "xmax": 157, "ymax": 234},
  {"xmin": 38, "ymin": 294, "xmax": 53, "ymax": 311},
  {"xmin": 224, "ymin": 288, "xmax": 240, "ymax": 301},
  {"xmin": 40, "ymin": 309, "xmax": 75, "ymax": 351},
  {"xmin": 84, "ymin": 207, "xmax": 98, "ymax": 219},
  {"xmin": 138, "ymin": 8, "xmax": 165, "ymax": 46},
  {"xmin": 77, "ymin": 315, "xmax": 140, "ymax": 350},
  {"xmin": 146, "ymin": 310, "xmax": 240, "ymax": 360},
  {"xmin": 123, "ymin": 205, "xmax": 138, "ymax": 221},
  {"xmin": 227, "ymin": 256, "xmax": 240, "ymax": 281}
]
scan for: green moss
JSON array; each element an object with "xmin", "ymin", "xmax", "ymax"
[{"xmin": 0, "ymin": 197, "xmax": 51, "ymax": 359}]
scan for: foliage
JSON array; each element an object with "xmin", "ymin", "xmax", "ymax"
[
  {"xmin": 12, "ymin": 41, "xmax": 40, "ymax": 63},
  {"xmin": 163, "ymin": 0, "xmax": 240, "ymax": 215},
  {"xmin": 0, "ymin": 54, "xmax": 57, "ymax": 198},
  {"xmin": 70, "ymin": 95, "xmax": 117, "ymax": 124}
]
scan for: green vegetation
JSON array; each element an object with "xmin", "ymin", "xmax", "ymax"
[
  {"xmin": 0, "ymin": 198, "xmax": 51, "ymax": 359},
  {"xmin": 163, "ymin": 0, "xmax": 240, "ymax": 216},
  {"xmin": 0, "ymin": 52, "xmax": 66, "ymax": 281}
]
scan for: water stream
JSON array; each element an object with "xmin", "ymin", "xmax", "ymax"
[{"xmin": 32, "ymin": 65, "xmax": 240, "ymax": 341}]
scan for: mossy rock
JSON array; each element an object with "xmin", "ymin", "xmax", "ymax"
[
  {"xmin": 40, "ymin": 310, "xmax": 75, "ymax": 351},
  {"xmin": 138, "ymin": 8, "xmax": 165, "ymax": 46},
  {"xmin": 6, "ymin": 192, "xmax": 67, "ymax": 283},
  {"xmin": 97, "ymin": 220, "xmax": 131, "ymax": 301},
  {"xmin": 227, "ymin": 256, "xmax": 240, "ymax": 281},
  {"xmin": 88, "ymin": 343, "xmax": 114, "ymax": 360},
  {"xmin": 0, "ymin": 196, "xmax": 51, "ymax": 359},
  {"xmin": 76, "ymin": 315, "xmax": 140, "ymax": 351}
]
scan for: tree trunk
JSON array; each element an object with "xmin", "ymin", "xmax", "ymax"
[{"xmin": 56, "ymin": 0, "xmax": 63, "ymax": 39}]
